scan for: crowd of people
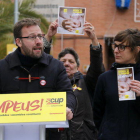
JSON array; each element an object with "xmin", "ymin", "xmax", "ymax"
[{"xmin": 0, "ymin": 17, "xmax": 140, "ymax": 140}]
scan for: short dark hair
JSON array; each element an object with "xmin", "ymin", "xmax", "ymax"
[
  {"xmin": 58, "ymin": 48, "xmax": 80, "ymax": 67},
  {"xmin": 114, "ymin": 28, "xmax": 140, "ymax": 62},
  {"xmin": 13, "ymin": 18, "xmax": 41, "ymax": 39},
  {"xmin": 114, "ymin": 28, "xmax": 140, "ymax": 50}
]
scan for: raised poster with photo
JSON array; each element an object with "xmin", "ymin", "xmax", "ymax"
[
  {"xmin": 57, "ymin": 6, "xmax": 86, "ymax": 35},
  {"xmin": 117, "ymin": 67, "xmax": 136, "ymax": 101}
]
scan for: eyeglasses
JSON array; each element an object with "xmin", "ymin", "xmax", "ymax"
[
  {"xmin": 18, "ymin": 34, "xmax": 45, "ymax": 41},
  {"xmin": 112, "ymin": 43, "xmax": 129, "ymax": 52}
]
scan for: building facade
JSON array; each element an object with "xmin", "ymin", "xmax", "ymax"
[{"xmin": 35, "ymin": 0, "xmax": 140, "ymax": 72}]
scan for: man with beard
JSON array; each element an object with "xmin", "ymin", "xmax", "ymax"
[{"xmin": 0, "ymin": 18, "xmax": 76, "ymax": 139}]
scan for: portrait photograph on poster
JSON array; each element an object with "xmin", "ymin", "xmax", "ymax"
[
  {"xmin": 57, "ymin": 6, "xmax": 86, "ymax": 35},
  {"xmin": 117, "ymin": 67, "xmax": 136, "ymax": 101}
]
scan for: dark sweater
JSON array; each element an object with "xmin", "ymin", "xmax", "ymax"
[{"xmin": 93, "ymin": 63, "xmax": 140, "ymax": 140}]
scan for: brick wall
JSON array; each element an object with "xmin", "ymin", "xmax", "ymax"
[{"xmin": 52, "ymin": 0, "xmax": 140, "ymax": 72}]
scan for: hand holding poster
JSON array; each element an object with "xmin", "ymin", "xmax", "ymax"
[
  {"xmin": 117, "ymin": 67, "xmax": 136, "ymax": 101},
  {"xmin": 57, "ymin": 6, "xmax": 86, "ymax": 35}
]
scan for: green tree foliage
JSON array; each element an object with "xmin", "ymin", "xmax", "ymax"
[{"xmin": 0, "ymin": 0, "xmax": 50, "ymax": 59}]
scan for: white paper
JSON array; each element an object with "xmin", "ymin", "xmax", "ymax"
[
  {"xmin": 45, "ymin": 120, "xmax": 69, "ymax": 128},
  {"xmin": 117, "ymin": 67, "xmax": 136, "ymax": 101},
  {"xmin": 57, "ymin": 6, "xmax": 86, "ymax": 35}
]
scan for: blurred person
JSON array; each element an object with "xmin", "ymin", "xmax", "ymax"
[
  {"xmin": 93, "ymin": 28, "xmax": 140, "ymax": 140},
  {"xmin": 44, "ymin": 20, "xmax": 105, "ymax": 140},
  {"xmin": 0, "ymin": 18, "xmax": 76, "ymax": 140}
]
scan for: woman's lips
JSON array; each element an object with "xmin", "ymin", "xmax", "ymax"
[{"xmin": 115, "ymin": 55, "xmax": 121, "ymax": 59}]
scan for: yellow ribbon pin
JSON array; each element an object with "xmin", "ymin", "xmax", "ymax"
[{"xmin": 72, "ymin": 84, "xmax": 82, "ymax": 91}]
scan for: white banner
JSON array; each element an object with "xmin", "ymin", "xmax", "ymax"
[
  {"xmin": 33, "ymin": 0, "xmax": 64, "ymax": 22},
  {"xmin": 134, "ymin": 0, "xmax": 140, "ymax": 22}
]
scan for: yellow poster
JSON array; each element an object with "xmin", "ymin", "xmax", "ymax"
[
  {"xmin": 6, "ymin": 44, "xmax": 17, "ymax": 55},
  {"xmin": 0, "ymin": 92, "xmax": 66, "ymax": 123}
]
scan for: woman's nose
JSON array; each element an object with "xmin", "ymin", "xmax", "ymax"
[
  {"xmin": 114, "ymin": 47, "xmax": 119, "ymax": 52},
  {"xmin": 64, "ymin": 61, "xmax": 70, "ymax": 66}
]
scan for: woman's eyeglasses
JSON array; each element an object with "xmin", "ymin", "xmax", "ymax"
[{"xmin": 112, "ymin": 43, "xmax": 129, "ymax": 52}]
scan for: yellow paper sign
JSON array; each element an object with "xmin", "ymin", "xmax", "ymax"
[
  {"xmin": 0, "ymin": 92, "xmax": 66, "ymax": 123},
  {"xmin": 118, "ymin": 69, "xmax": 129, "ymax": 75},
  {"xmin": 6, "ymin": 44, "xmax": 17, "ymax": 55},
  {"xmin": 73, "ymin": 9, "xmax": 82, "ymax": 13}
]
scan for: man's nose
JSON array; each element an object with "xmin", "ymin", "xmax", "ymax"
[{"xmin": 35, "ymin": 36, "xmax": 43, "ymax": 43}]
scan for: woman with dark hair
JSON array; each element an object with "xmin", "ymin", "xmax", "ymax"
[
  {"xmin": 57, "ymin": 25, "xmax": 104, "ymax": 140},
  {"xmin": 44, "ymin": 21, "xmax": 105, "ymax": 140},
  {"xmin": 93, "ymin": 28, "xmax": 140, "ymax": 140}
]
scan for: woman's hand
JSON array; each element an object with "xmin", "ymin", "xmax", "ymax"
[
  {"xmin": 130, "ymin": 80, "xmax": 140, "ymax": 96},
  {"xmin": 83, "ymin": 21, "xmax": 99, "ymax": 46}
]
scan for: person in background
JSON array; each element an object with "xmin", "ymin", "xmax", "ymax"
[
  {"xmin": 0, "ymin": 18, "xmax": 76, "ymax": 140},
  {"xmin": 93, "ymin": 28, "xmax": 140, "ymax": 140},
  {"xmin": 44, "ymin": 20, "xmax": 105, "ymax": 140}
]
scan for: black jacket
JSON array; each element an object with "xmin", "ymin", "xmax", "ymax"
[
  {"xmin": 93, "ymin": 63, "xmax": 140, "ymax": 140},
  {"xmin": 0, "ymin": 48, "xmax": 76, "ymax": 112},
  {"xmin": 68, "ymin": 71, "xmax": 96, "ymax": 140},
  {"xmin": 61, "ymin": 46, "xmax": 104, "ymax": 140}
]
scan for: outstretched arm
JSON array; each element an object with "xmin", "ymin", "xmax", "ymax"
[
  {"xmin": 45, "ymin": 20, "xmax": 58, "ymax": 42},
  {"xmin": 44, "ymin": 20, "xmax": 58, "ymax": 54},
  {"xmin": 83, "ymin": 21, "xmax": 105, "ymax": 105},
  {"xmin": 93, "ymin": 75, "xmax": 106, "ymax": 130},
  {"xmin": 84, "ymin": 21, "xmax": 99, "ymax": 46}
]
